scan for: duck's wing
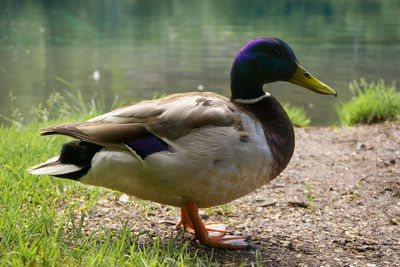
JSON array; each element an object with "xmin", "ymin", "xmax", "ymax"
[{"xmin": 41, "ymin": 92, "xmax": 241, "ymax": 151}]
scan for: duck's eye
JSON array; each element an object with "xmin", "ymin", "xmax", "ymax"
[{"xmin": 271, "ymin": 47, "xmax": 281, "ymax": 57}]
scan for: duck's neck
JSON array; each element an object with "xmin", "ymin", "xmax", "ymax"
[
  {"xmin": 230, "ymin": 60, "xmax": 266, "ymax": 100},
  {"xmin": 230, "ymin": 79, "xmax": 265, "ymax": 101},
  {"xmin": 233, "ymin": 95, "xmax": 295, "ymax": 178}
]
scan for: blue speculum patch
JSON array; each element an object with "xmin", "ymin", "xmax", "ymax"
[{"xmin": 125, "ymin": 136, "xmax": 170, "ymax": 159}]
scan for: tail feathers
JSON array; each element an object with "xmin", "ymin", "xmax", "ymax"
[
  {"xmin": 29, "ymin": 156, "xmax": 82, "ymax": 176},
  {"xmin": 29, "ymin": 141, "xmax": 102, "ymax": 180}
]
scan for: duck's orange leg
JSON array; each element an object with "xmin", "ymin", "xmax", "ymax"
[{"xmin": 184, "ymin": 201, "xmax": 250, "ymax": 249}]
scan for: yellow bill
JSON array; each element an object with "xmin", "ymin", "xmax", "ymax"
[{"xmin": 289, "ymin": 62, "xmax": 337, "ymax": 96}]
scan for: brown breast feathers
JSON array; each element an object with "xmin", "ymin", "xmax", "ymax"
[{"xmin": 234, "ymin": 95, "xmax": 295, "ymax": 178}]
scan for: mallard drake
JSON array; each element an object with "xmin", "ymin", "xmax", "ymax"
[{"xmin": 30, "ymin": 37, "xmax": 336, "ymax": 249}]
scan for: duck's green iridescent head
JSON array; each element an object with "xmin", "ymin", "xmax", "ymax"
[{"xmin": 230, "ymin": 37, "xmax": 337, "ymax": 101}]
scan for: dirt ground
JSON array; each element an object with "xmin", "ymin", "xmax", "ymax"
[{"xmin": 67, "ymin": 122, "xmax": 400, "ymax": 266}]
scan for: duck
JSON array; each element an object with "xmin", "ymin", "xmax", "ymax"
[{"xmin": 29, "ymin": 37, "xmax": 337, "ymax": 249}]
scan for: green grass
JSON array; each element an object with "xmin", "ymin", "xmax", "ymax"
[
  {"xmin": 283, "ymin": 103, "xmax": 311, "ymax": 127},
  {"xmin": 336, "ymin": 79, "xmax": 400, "ymax": 126},
  {"xmin": 303, "ymin": 183, "xmax": 316, "ymax": 210}
]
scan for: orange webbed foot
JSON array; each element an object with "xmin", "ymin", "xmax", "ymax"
[
  {"xmin": 179, "ymin": 202, "xmax": 250, "ymax": 249},
  {"xmin": 203, "ymin": 222, "xmax": 230, "ymax": 237}
]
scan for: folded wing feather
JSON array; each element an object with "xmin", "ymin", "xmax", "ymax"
[{"xmin": 41, "ymin": 92, "xmax": 239, "ymax": 149}]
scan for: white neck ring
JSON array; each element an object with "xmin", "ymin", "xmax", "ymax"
[{"xmin": 233, "ymin": 92, "xmax": 271, "ymax": 104}]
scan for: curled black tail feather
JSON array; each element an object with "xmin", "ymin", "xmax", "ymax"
[{"xmin": 55, "ymin": 141, "xmax": 102, "ymax": 180}]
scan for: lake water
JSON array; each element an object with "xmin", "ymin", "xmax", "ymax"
[{"xmin": 1, "ymin": 0, "xmax": 399, "ymax": 125}]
